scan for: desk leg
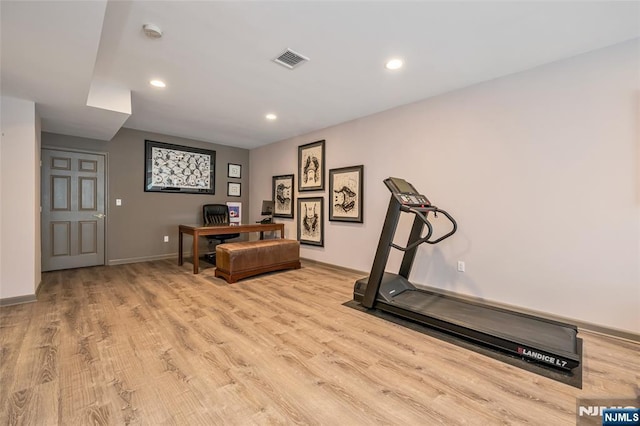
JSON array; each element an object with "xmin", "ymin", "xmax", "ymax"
[
  {"xmin": 192, "ymin": 232, "xmax": 199, "ymax": 274},
  {"xmin": 178, "ymin": 230, "xmax": 183, "ymax": 265}
]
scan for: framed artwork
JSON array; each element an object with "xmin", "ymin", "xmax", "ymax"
[
  {"xmin": 226, "ymin": 202, "xmax": 241, "ymax": 224},
  {"xmin": 144, "ymin": 140, "xmax": 215, "ymax": 194},
  {"xmin": 297, "ymin": 197, "xmax": 324, "ymax": 246},
  {"xmin": 298, "ymin": 140, "xmax": 325, "ymax": 191},
  {"xmin": 227, "ymin": 182, "xmax": 241, "ymax": 197},
  {"xmin": 329, "ymin": 165, "xmax": 363, "ymax": 223},
  {"xmin": 228, "ymin": 163, "xmax": 242, "ymax": 179},
  {"xmin": 273, "ymin": 174, "xmax": 294, "ymax": 218}
]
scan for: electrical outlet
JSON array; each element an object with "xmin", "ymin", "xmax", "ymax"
[
  {"xmin": 457, "ymin": 261, "xmax": 465, "ymax": 272},
  {"xmin": 163, "ymin": 236, "xmax": 169, "ymax": 243},
  {"xmin": 116, "ymin": 198, "xmax": 122, "ymax": 206}
]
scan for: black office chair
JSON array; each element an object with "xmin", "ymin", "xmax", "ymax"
[{"xmin": 202, "ymin": 204, "xmax": 240, "ymax": 264}]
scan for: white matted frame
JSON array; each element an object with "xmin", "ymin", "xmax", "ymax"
[
  {"xmin": 226, "ymin": 201, "xmax": 241, "ymax": 223},
  {"xmin": 273, "ymin": 174, "xmax": 294, "ymax": 218},
  {"xmin": 297, "ymin": 196, "xmax": 324, "ymax": 246},
  {"xmin": 228, "ymin": 163, "xmax": 242, "ymax": 179},
  {"xmin": 227, "ymin": 182, "xmax": 241, "ymax": 197},
  {"xmin": 298, "ymin": 140, "xmax": 325, "ymax": 192},
  {"xmin": 329, "ymin": 165, "xmax": 363, "ymax": 223}
]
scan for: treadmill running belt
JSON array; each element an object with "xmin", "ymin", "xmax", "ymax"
[{"xmin": 391, "ymin": 290, "xmax": 577, "ymax": 354}]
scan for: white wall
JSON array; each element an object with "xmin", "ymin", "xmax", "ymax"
[
  {"xmin": 34, "ymin": 112, "xmax": 41, "ymax": 288},
  {"xmin": 250, "ymin": 39, "xmax": 640, "ymax": 334},
  {"xmin": 0, "ymin": 96, "xmax": 40, "ymax": 299}
]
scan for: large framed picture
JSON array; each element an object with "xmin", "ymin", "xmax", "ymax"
[
  {"xmin": 297, "ymin": 197, "xmax": 324, "ymax": 246},
  {"xmin": 144, "ymin": 140, "xmax": 215, "ymax": 194},
  {"xmin": 273, "ymin": 174, "xmax": 294, "ymax": 218},
  {"xmin": 329, "ymin": 165, "xmax": 363, "ymax": 223},
  {"xmin": 298, "ymin": 140, "xmax": 325, "ymax": 191}
]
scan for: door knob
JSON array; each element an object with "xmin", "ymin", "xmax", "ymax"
[{"xmin": 93, "ymin": 213, "xmax": 106, "ymax": 219}]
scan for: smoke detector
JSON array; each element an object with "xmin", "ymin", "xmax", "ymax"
[
  {"xmin": 143, "ymin": 23, "xmax": 163, "ymax": 39},
  {"xmin": 273, "ymin": 48, "xmax": 309, "ymax": 69}
]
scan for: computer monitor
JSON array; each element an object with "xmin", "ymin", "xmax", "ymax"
[{"xmin": 261, "ymin": 200, "xmax": 274, "ymax": 216}]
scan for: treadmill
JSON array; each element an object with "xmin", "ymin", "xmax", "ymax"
[{"xmin": 354, "ymin": 177, "xmax": 580, "ymax": 371}]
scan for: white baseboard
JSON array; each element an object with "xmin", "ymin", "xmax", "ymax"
[{"xmin": 303, "ymin": 258, "xmax": 640, "ymax": 343}]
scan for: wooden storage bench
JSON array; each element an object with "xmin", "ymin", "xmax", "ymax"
[{"xmin": 214, "ymin": 239, "xmax": 301, "ymax": 283}]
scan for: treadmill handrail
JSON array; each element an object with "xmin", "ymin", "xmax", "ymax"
[
  {"xmin": 391, "ymin": 206, "xmax": 457, "ymax": 252},
  {"xmin": 425, "ymin": 207, "xmax": 457, "ymax": 244}
]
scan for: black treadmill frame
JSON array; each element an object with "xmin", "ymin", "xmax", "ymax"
[{"xmin": 356, "ymin": 177, "xmax": 581, "ymax": 372}]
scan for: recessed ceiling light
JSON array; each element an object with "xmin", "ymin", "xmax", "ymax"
[
  {"xmin": 150, "ymin": 79, "xmax": 166, "ymax": 88},
  {"xmin": 265, "ymin": 113, "xmax": 277, "ymax": 120},
  {"xmin": 385, "ymin": 58, "xmax": 403, "ymax": 70}
]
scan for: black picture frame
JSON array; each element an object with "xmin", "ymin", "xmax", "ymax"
[
  {"xmin": 144, "ymin": 140, "xmax": 215, "ymax": 194},
  {"xmin": 329, "ymin": 165, "xmax": 363, "ymax": 223},
  {"xmin": 228, "ymin": 163, "xmax": 242, "ymax": 179},
  {"xmin": 298, "ymin": 140, "xmax": 325, "ymax": 192},
  {"xmin": 272, "ymin": 174, "xmax": 294, "ymax": 218},
  {"xmin": 297, "ymin": 197, "xmax": 324, "ymax": 246},
  {"xmin": 227, "ymin": 182, "xmax": 241, "ymax": 197}
]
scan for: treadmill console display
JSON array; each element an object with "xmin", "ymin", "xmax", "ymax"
[{"xmin": 384, "ymin": 177, "xmax": 431, "ymax": 206}]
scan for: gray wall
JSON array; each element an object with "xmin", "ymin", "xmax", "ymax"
[
  {"xmin": 250, "ymin": 39, "xmax": 639, "ymax": 334},
  {"xmin": 43, "ymin": 128, "xmax": 250, "ymax": 264}
]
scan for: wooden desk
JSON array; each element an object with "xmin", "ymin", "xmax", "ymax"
[{"xmin": 178, "ymin": 223, "xmax": 285, "ymax": 274}]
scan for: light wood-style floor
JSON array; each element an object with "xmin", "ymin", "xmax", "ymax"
[{"xmin": 1, "ymin": 260, "xmax": 638, "ymax": 425}]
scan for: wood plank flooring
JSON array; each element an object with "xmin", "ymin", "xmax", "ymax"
[{"xmin": 1, "ymin": 260, "xmax": 638, "ymax": 425}]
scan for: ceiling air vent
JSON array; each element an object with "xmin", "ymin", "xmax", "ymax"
[{"xmin": 273, "ymin": 48, "xmax": 309, "ymax": 69}]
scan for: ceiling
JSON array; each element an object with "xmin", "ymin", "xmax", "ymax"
[{"xmin": 2, "ymin": 1, "xmax": 639, "ymax": 149}]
